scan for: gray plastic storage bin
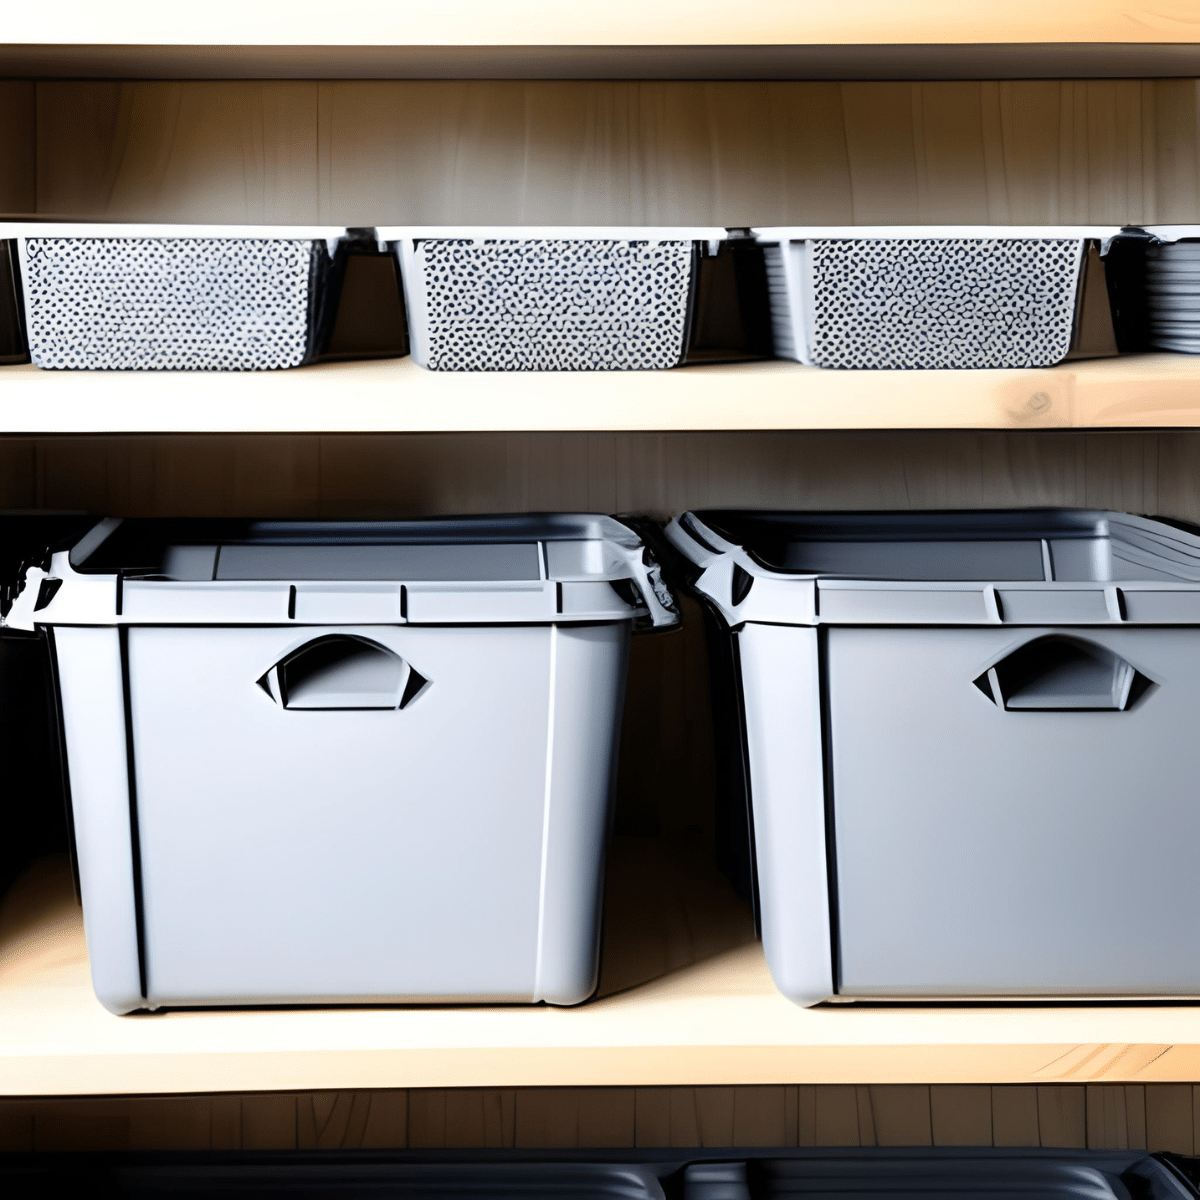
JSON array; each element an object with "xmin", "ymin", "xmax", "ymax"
[
  {"xmin": 1141, "ymin": 230, "xmax": 1200, "ymax": 353},
  {"xmin": 755, "ymin": 226, "xmax": 1123, "ymax": 369},
  {"xmin": 6, "ymin": 515, "xmax": 677, "ymax": 1013},
  {"xmin": 667, "ymin": 507, "xmax": 1200, "ymax": 1005},
  {"xmin": 1, "ymin": 1148, "xmax": 1192, "ymax": 1200},
  {"xmin": 6, "ymin": 224, "xmax": 364, "ymax": 371},
  {"xmin": 386, "ymin": 226, "xmax": 769, "ymax": 371}
]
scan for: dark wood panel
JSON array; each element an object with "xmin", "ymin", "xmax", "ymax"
[
  {"xmin": 6, "ymin": 1084, "xmax": 1200, "ymax": 1150},
  {"xmin": 29, "ymin": 79, "xmax": 1183, "ymax": 225}
]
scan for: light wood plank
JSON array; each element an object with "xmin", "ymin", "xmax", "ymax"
[
  {"xmin": 7, "ymin": 356, "xmax": 1200, "ymax": 435},
  {"xmin": 9, "ymin": 856, "xmax": 1200, "ymax": 1094},
  {"xmin": 8, "ymin": 1, "xmax": 1200, "ymax": 51}
]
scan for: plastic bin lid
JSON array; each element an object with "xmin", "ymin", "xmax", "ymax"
[
  {"xmin": 668, "ymin": 508, "xmax": 1200, "ymax": 628},
  {"xmin": 686, "ymin": 508, "xmax": 1200, "ymax": 578},
  {"xmin": 65, "ymin": 515, "xmax": 636, "ymax": 577},
  {"xmin": 7, "ymin": 514, "xmax": 679, "ymax": 631},
  {"xmin": 751, "ymin": 224, "xmax": 1122, "ymax": 241}
]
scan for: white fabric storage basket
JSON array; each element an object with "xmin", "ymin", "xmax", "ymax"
[
  {"xmin": 5, "ymin": 224, "xmax": 350, "ymax": 371},
  {"xmin": 755, "ymin": 225, "xmax": 1122, "ymax": 369},
  {"xmin": 384, "ymin": 226, "xmax": 727, "ymax": 371},
  {"xmin": 6, "ymin": 515, "xmax": 677, "ymax": 1014},
  {"xmin": 668, "ymin": 507, "xmax": 1200, "ymax": 1006}
]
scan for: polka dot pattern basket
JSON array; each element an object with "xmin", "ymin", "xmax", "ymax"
[
  {"xmin": 760, "ymin": 231, "xmax": 1093, "ymax": 371},
  {"xmin": 20, "ymin": 234, "xmax": 327, "ymax": 372},
  {"xmin": 403, "ymin": 236, "xmax": 698, "ymax": 372}
]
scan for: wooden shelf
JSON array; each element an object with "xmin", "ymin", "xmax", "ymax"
[
  {"xmin": 5, "ymin": 2, "xmax": 1200, "ymax": 80},
  {"xmin": 3, "ymin": 1, "xmax": 1200, "ymax": 52},
  {"xmin": 1, "ymin": 356, "xmax": 1199, "ymax": 434},
  {"xmin": 5, "ymin": 854, "xmax": 1200, "ymax": 1097}
]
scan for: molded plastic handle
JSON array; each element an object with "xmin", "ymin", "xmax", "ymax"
[
  {"xmin": 974, "ymin": 634, "xmax": 1149, "ymax": 712},
  {"xmin": 258, "ymin": 634, "xmax": 429, "ymax": 710}
]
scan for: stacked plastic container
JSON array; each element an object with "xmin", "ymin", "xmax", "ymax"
[
  {"xmin": 1143, "ymin": 231, "xmax": 1200, "ymax": 353},
  {"xmin": 7, "ymin": 514, "xmax": 677, "ymax": 1013},
  {"xmin": 2, "ymin": 1149, "xmax": 1193, "ymax": 1200},
  {"xmin": 667, "ymin": 507, "xmax": 1200, "ymax": 1005}
]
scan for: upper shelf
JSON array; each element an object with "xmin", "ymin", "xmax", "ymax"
[
  {"xmin": 4, "ymin": 2, "xmax": 1200, "ymax": 81},
  {"xmin": 1, "ymin": 355, "xmax": 1199, "ymax": 435}
]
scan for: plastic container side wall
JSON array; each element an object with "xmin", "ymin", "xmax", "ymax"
[
  {"xmin": 52, "ymin": 626, "xmax": 144, "ymax": 1014},
  {"xmin": 737, "ymin": 622, "xmax": 833, "ymax": 1006},
  {"xmin": 534, "ymin": 621, "xmax": 631, "ymax": 1006}
]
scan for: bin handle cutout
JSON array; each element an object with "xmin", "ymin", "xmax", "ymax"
[
  {"xmin": 973, "ymin": 634, "xmax": 1150, "ymax": 712},
  {"xmin": 258, "ymin": 634, "xmax": 429, "ymax": 710}
]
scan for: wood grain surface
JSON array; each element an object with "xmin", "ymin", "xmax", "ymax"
[
  {"xmin": 17, "ymin": 79, "xmax": 1200, "ymax": 227},
  {"xmin": 0, "ymin": 428, "xmax": 1189, "ymax": 522},
  {"xmin": 3, "ymin": 1082, "xmax": 1200, "ymax": 1152}
]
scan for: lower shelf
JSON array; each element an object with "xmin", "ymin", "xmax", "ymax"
[
  {"xmin": 1, "ymin": 354, "xmax": 1200, "ymax": 434},
  {"xmin": 4, "ymin": 852, "xmax": 1200, "ymax": 1096}
]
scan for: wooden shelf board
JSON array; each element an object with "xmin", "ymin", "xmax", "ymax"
[
  {"xmin": 5, "ymin": 4, "xmax": 1200, "ymax": 80},
  {"xmin": 0, "ymin": 355, "xmax": 1198, "ymax": 435},
  {"xmin": 5, "ymin": 857, "xmax": 1200, "ymax": 1097},
  {"xmin": 3, "ymin": 2, "xmax": 1200, "ymax": 52}
]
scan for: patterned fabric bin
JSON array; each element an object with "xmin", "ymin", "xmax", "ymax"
[
  {"xmin": 6, "ymin": 225, "xmax": 355, "ymax": 371},
  {"xmin": 756, "ymin": 226, "xmax": 1123, "ymax": 370},
  {"xmin": 387, "ymin": 227, "xmax": 738, "ymax": 372}
]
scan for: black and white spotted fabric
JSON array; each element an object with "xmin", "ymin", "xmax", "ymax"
[
  {"xmin": 809, "ymin": 238, "xmax": 1083, "ymax": 369},
  {"xmin": 416, "ymin": 239, "xmax": 693, "ymax": 371},
  {"xmin": 24, "ymin": 238, "xmax": 316, "ymax": 371}
]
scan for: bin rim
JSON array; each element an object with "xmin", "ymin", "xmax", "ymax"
[
  {"xmin": 5, "ymin": 513, "xmax": 680, "ymax": 632},
  {"xmin": 665, "ymin": 506, "xmax": 1200, "ymax": 629},
  {"xmin": 379, "ymin": 225, "xmax": 730, "ymax": 242},
  {"xmin": 751, "ymin": 224, "xmax": 1124, "ymax": 241},
  {"xmin": 0, "ymin": 222, "xmax": 352, "ymax": 241}
]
